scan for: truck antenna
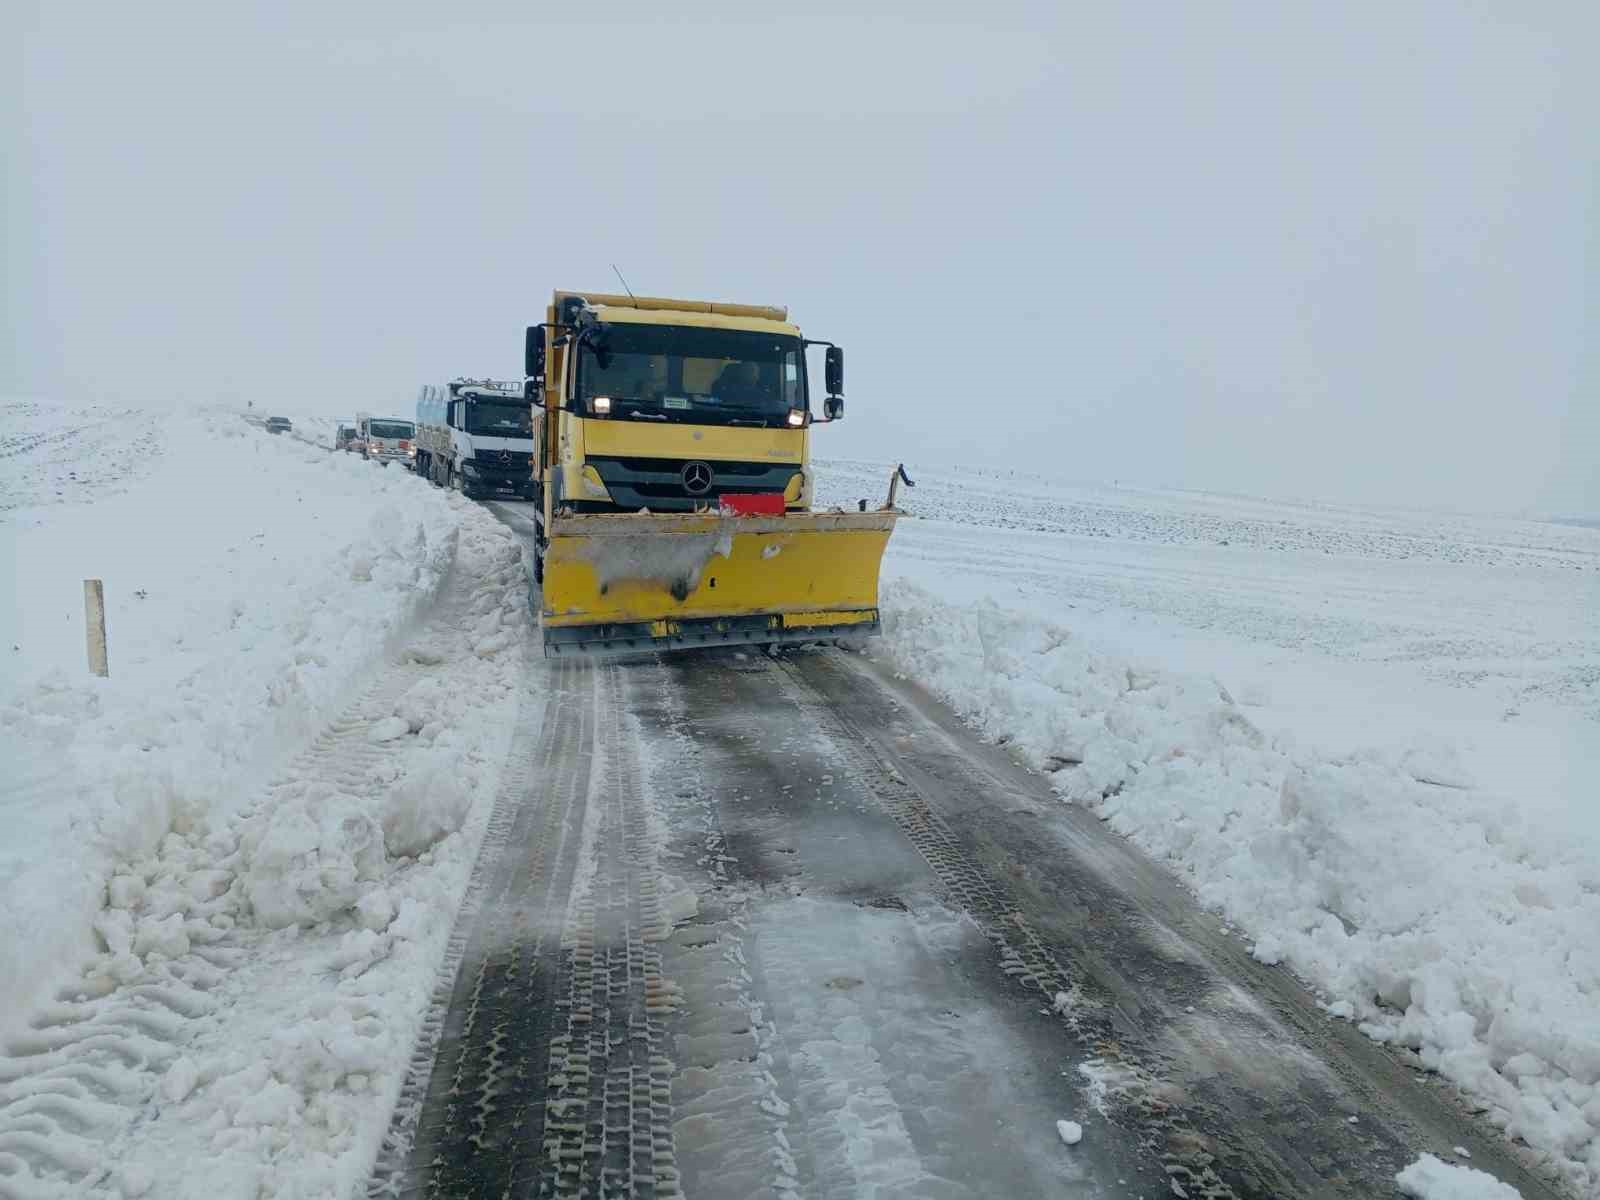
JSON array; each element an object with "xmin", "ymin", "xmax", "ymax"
[{"xmin": 611, "ymin": 264, "xmax": 637, "ymax": 301}]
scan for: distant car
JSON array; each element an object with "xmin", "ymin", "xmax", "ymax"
[
  {"xmin": 335, "ymin": 424, "xmax": 359, "ymax": 451},
  {"xmin": 265, "ymin": 416, "xmax": 292, "ymax": 434}
]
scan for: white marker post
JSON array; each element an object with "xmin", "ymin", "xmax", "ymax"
[{"xmin": 84, "ymin": 579, "xmax": 109, "ymax": 677}]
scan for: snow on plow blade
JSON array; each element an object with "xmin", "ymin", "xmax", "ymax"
[{"xmin": 540, "ymin": 510, "xmax": 897, "ymax": 657}]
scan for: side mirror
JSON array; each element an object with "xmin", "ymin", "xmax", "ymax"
[
  {"xmin": 524, "ymin": 378, "xmax": 539, "ymax": 400},
  {"xmin": 824, "ymin": 396, "xmax": 844, "ymax": 421},
  {"xmin": 525, "ymin": 325, "xmax": 545, "ymax": 380},
  {"xmin": 825, "ymin": 345, "xmax": 844, "ymax": 398}
]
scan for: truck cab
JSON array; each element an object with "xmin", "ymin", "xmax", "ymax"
[
  {"xmin": 358, "ymin": 415, "xmax": 415, "ymax": 467},
  {"xmin": 529, "ymin": 292, "xmax": 842, "ymax": 520},
  {"xmin": 415, "ymin": 380, "xmax": 534, "ymax": 498}
]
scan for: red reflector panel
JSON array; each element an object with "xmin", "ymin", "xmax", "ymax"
[{"xmin": 719, "ymin": 493, "xmax": 787, "ymax": 516}]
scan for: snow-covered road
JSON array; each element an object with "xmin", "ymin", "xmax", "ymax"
[
  {"xmin": 368, "ymin": 574, "xmax": 1566, "ymax": 1197},
  {"xmin": 3, "ymin": 404, "xmax": 1593, "ymax": 1199}
]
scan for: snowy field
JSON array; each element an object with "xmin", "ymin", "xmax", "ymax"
[
  {"xmin": 2, "ymin": 399, "xmax": 1595, "ymax": 1198},
  {"xmin": 819, "ymin": 457, "xmax": 1600, "ymax": 1195}
]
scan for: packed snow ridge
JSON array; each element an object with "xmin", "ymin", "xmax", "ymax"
[
  {"xmin": 3, "ymin": 407, "xmax": 456, "ymax": 1031},
  {"xmin": 1, "ymin": 402, "xmax": 536, "ymax": 1196},
  {"xmin": 875, "ymin": 583, "xmax": 1599, "ymax": 1194},
  {"xmin": 1398, "ymin": 1153, "xmax": 1528, "ymax": 1200}
]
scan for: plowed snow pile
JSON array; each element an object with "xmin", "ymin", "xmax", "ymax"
[
  {"xmin": 1, "ymin": 404, "xmax": 447, "ymax": 1032},
  {"xmin": 878, "ymin": 582, "xmax": 1599, "ymax": 1194},
  {"xmin": 1, "ymin": 401, "xmax": 537, "ymax": 1197}
]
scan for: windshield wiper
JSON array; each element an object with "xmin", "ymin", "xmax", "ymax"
[{"xmin": 627, "ymin": 410, "xmax": 668, "ymax": 421}]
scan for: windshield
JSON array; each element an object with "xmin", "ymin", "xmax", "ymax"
[
  {"xmin": 576, "ymin": 325, "xmax": 805, "ymax": 428},
  {"xmin": 466, "ymin": 400, "xmax": 532, "ymax": 438},
  {"xmin": 369, "ymin": 421, "xmax": 413, "ymax": 439}
]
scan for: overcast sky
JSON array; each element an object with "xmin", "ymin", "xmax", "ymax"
[{"xmin": 5, "ymin": 2, "xmax": 1595, "ymax": 514}]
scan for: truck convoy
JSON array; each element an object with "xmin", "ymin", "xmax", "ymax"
[
  {"xmin": 356, "ymin": 413, "xmax": 416, "ymax": 466},
  {"xmin": 525, "ymin": 289, "xmax": 899, "ymax": 657},
  {"xmin": 414, "ymin": 380, "xmax": 534, "ymax": 498}
]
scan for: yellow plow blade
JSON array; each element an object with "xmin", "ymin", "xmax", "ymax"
[{"xmin": 539, "ymin": 510, "xmax": 897, "ymax": 657}]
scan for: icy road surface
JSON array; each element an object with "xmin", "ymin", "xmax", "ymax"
[
  {"xmin": 372, "ymin": 635, "xmax": 1561, "ymax": 1199},
  {"xmin": 360, "ymin": 501, "xmax": 1567, "ymax": 1199}
]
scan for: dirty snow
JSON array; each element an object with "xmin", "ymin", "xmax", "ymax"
[{"xmin": 833, "ymin": 458, "xmax": 1600, "ymax": 1194}]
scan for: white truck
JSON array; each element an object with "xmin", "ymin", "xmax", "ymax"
[
  {"xmin": 413, "ymin": 380, "xmax": 533, "ymax": 499},
  {"xmin": 355, "ymin": 412, "xmax": 416, "ymax": 467}
]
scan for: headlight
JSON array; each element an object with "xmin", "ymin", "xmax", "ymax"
[
  {"xmin": 407, "ymin": 446, "xmax": 416, "ymax": 456},
  {"xmin": 786, "ymin": 408, "xmax": 807, "ymax": 428},
  {"xmin": 462, "ymin": 462, "xmax": 478, "ymax": 475},
  {"xmin": 591, "ymin": 396, "xmax": 612, "ymax": 416}
]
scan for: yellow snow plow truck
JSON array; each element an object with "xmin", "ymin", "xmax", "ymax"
[{"xmin": 525, "ymin": 290, "xmax": 901, "ymax": 657}]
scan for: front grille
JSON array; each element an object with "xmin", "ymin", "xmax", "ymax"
[
  {"xmin": 584, "ymin": 454, "xmax": 799, "ymax": 511},
  {"xmin": 600, "ymin": 457, "xmax": 775, "ymax": 477},
  {"xmin": 472, "ymin": 454, "xmax": 532, "ymax": 471}
]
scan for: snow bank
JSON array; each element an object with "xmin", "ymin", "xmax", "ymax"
[
  {"xmin": 877, "ymin": 582, "xmax": 1600, "ymax": 1194},
  {"xmin": 0, "ymin": 408, "xmax": 536, "ymax": 1197},
  {"xmin": 80, "ymin": 512, "xmax": 534, "ymax": 1198},
  {"xmin": 1397, "ymin": 1153, "xmax": 1524, "ymax": 1199},
  {"xmin": 0, "ymin": 406, "xmax": 457, "ymax": 1041}
]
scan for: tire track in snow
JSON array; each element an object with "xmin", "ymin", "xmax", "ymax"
[
  {"xmin": 633, "ymin": 662, "xmax": 808, "ymax": 1200},
  {"xmin": 772, "ymin": 652, "xmax": 1245, "ymax": 1200},
  {"xmin": 388, "ymin": 658, "xmax": 593, "ymax": 1198},
  {"xmin": 0, "ymin": 663, "xmax": 428, "ymax": 1199},
  {"xmin": 376, "ymin": 660, "xmax": 687, "ymax": 1199},
  {"xmin": 541, "ymin": 664, "xmax": 680, "ymax": 1197}
]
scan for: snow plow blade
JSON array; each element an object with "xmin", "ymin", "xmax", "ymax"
[{"xmin": 540, "ymin": 510, "xmax": 897, "ymax": 658}]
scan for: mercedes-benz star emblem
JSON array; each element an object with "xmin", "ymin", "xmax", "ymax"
[{"xmin": 681, "ymin": 461, "xmax": 713, "ymax": 496}]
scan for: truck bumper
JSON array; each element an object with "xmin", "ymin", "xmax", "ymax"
[{"xmin": 463, "ymin": 466, "xmax": 535, "ymax": 495}]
